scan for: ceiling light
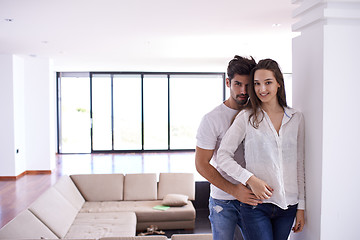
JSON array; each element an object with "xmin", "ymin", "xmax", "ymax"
[
  {"xmin": 272, "ymin": 23, "xmax": 281, "ymax": 27},
  {"xmin": 4, "ymin": 18, "xmax": 13, "ymax": 22}
]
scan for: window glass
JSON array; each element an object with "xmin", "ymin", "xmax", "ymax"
[
  {"xmin": 169, "ymin": 75, "xmax": 223, "ymax": 149},
  {"xmin": 60, "ymin": 77, "xmax": 91, "ymax": 153},
  {"xmin": 92, "ymin": 74, "xmax": 112, "ymax": 150},
  {"xmin": 143, "ymin": 75, "xmax": 168, "ymax": 150},
  {"xmin": 113, "ymin": 75, "xmax": 142, "ymax": 150}
]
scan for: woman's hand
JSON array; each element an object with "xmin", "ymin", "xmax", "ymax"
[
  {"xmin": 246, "ymin": 175, "xmax": 273, "ymax": 199},
  {"xmin": 292, "ymin": 209, "xmax": 305, "ymax": 233}
]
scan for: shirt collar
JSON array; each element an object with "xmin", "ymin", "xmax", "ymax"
[{"xmin": 283, "ymin": 107, "xmax": 297, "ymax": 119}]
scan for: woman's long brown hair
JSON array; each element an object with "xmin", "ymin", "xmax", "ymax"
[{"xmin": 248, "ymin": 59, "xmax": 288, "ymax": 128}]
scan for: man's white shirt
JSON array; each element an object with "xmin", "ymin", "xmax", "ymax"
[{"xmin": 196, "ymin": 103, "xmax": 246, "ymax": 200}]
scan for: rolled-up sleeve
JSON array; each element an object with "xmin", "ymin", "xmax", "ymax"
[{"xmin": 217, "ymin": 111, "xmax": 253, "ymax": 185}]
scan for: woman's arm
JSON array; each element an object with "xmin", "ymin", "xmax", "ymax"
[
  {"xmin": 217, "ymin": 111, "xmax": 273, "ymax": 199},
  {"xmin": 293, "ymin": 112, "xmax": 306, "ymax": 233},
  {"xmin": 297, "ymin": 113, "xmax": 306, "ymax": 210},
  {"xmin": 216, "ymin": 112, "xmax": 252, "ymax": 184},
  {"xmin": 195, "ymin": 147, "xmax": 262, "ymax": 205}
]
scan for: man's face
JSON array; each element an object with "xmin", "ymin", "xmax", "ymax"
[{"xmin": 226, "ymin": 74, "xmax": 250, "ymax": 106}]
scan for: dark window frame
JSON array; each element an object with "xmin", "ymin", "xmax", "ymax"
[{"xmin": 57, "ymin": 71, "xmax": 226, "ymax": 154}]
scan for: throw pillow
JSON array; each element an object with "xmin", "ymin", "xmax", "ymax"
[{"xmin": 162, "ymin": 193, "xmax": 188, "ymax": 207}]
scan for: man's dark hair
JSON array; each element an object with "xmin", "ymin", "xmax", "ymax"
[{"xmin": 227, "ymin": 55, "xmax": 256, "ymax": 82}]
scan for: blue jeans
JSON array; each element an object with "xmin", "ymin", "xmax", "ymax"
[
  {"xmin": 239, "ymin": 202, "xmax": 297, "ymax": 240},
  {"xmin": 208, "ymin": 197, "xmax": 244, "ymax": 240}
]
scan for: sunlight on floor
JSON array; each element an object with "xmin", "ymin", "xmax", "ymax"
[{"xmin": 56, "ymin": 151, "xmax": 206, "ymax": 182}]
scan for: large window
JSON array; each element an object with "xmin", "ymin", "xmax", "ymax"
[
  {"xmin": 169, "ymin": 75, "xmax": 223, "ymax": 149},
  {"xmin": 57, "ymin": 72, "xmax": 225, "ymax": 153}
]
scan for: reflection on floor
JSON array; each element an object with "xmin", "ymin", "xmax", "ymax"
[
  {"xmin": 0, "ymin": 151, "xmax": 212, "ymax": 237},
  {"xmin": 57, "ymin": 151, "xmax": 206, "ymax": 181}
]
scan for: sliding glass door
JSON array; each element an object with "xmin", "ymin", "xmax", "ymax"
[
  {"xmin": 91, "ymin": 74, "xmax": 143, "ymax": 151},
  {"xmin": 58, "ymin": 74, "xmax": 91, "ymax": 153},
  {"xmin": 58, "ymin": 72, "xmax": 225, "ymax": 153},
  {"xmin": 113, "ymin": 75, "xmax": 142, "ymax": 150},
  {"xmin": 143, "ymin": 75, "xmax": 168, "ymax": 150}
]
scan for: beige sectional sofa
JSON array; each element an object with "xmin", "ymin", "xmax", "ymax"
[
  {"xmin": 101, "ymin": 234, "xmax": 213, "ymax": 239},
  {"xmin": 0, "ymin": 173, "xmax": 197, "ymax": 239}
]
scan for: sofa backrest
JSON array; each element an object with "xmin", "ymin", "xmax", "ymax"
[
  {"xmin": 70, "ymin": 173, "xmax": 125, "ymax": 201},
  {"xmin": 124, "ymin": 173, "xmax": 157, "ymax": 201},
  {"xmin": 0, "ymin": 209, "xmax": 58, "ymax": 239},
  {"xmin": 53, "ymin": 175, "xmax": 85, "ymax": 211},
  {"xmin": 28, "ymin": 187, "xmax": 78, "ymax": 238},
  {"xmin": 158, "ymin": 173, "xmax": 195, "ymax": 200}
]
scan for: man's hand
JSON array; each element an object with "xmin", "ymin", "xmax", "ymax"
[{"xmin": 230, "ymin": 183, "xmax": 262, "ymax": 206}]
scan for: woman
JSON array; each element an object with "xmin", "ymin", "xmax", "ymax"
[{"xmin": 217, "ymin": 59, "xmax": 305, "ymax": 240}]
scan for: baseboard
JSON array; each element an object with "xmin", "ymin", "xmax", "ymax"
[
  {"xmin": 25, "ymin": 170, "xmax": 52, "ymax": 175},
  {"xmin": 0, "ymin": 170, "xmax": 52, "ymax": 180}
]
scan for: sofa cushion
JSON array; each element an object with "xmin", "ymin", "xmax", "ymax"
[
  {"xmin": 53, "ymin": 175, "xmax": 85, "ymax": 211},
  {"xmin": 0, "ymin": 209, "xmax": 58, "ymax": 239},
  {"xmin": 101, "ymin": 236, "xmax": 168, "ymax": 240},
  {"xmin": 64, "ymin": 212, "xmax": 136, "ymax": 239},
  {"xmin": 71, "ymin": 174, "xmax": 124, "ymax": 201},
  {"xmin": 28, "ymin": 187, "xmax": 78, "ymax": 238},
  {"xmin": 80, "ymin": 201, "xmax": 136, "ymax": 213},
  {"xmin": 79, "ymin": 200, "xmax": 195, "ymax": 222},
  {"xmin": 124, "ymin": 173, "xmax": 157, "ymax": 201},
  {"xmin": 171, "ymin": 234, "xmax": 213, "ymax": 240},
  {"xmin": 158, "ymin": 173, "xmax": 195, "ymax": 200},
  {"xmin": 162, "ymin": 194, "xmax": 188, "ymax": 207},
  {"xmin": 133, "ymin": 200, "xmax": 195, "ymax": 222}
]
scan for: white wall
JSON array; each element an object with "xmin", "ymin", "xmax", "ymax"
[
  {"xmin": 0, "ymin": 54, "xmax": 55, "ymax": 176},
  {"xmin": 12, "ymin": 55, "xmax": 27, "ymax": 175},
  {"xmin": 49, "ymin": 60, "xmax": 57, "ymax": 170},
  {"xmin": 0, "ymin": 55, "xmax": 16, "ymax": 176}
]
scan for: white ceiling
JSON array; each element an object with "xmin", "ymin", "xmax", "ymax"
[{"xmin": 0, "ymin": 0, "xmax": 298, "ymax": 72}]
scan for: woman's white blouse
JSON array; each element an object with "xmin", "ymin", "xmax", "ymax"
[{"xmin": 217, "ymin": 107, "xmax": 305, "ymax": 210}]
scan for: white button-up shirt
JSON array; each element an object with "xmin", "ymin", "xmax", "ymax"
[{"xmin": 217, "ymin": 107, "xmax": 305, "ymax": 210}]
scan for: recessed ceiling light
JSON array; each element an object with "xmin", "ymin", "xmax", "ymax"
[
  {"xmin": 4, "ymin": 18, "xmax": 14, "ymax": 22},
  {"xmin": 272, "ymin": 23, "xmax": 281, "ymax": 27}
]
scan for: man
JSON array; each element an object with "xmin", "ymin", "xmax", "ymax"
[{"xmin": 195, "ymin": 56, "xmax": 261, "ymax": 240}]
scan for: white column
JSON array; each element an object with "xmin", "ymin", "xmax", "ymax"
[
  {"xmin": 23, "ymin": 56, "xmax": 55, "ymax": 171},
  {"xmin": 291, "ymin": 1, "xmax": 360, "ymax": 239}
]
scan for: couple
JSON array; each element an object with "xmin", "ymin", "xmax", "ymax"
[{"xmin": 195, "ymin": 56, "xmax": 305, "ymax": 240}]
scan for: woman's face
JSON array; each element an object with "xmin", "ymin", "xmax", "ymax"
[{"xmin": 253, "ymin": 69, "xmax": 280, "ymax": 105}]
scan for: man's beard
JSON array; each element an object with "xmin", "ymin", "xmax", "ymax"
[{"xmin": 234, "ymin": 94, "xmax": 249, "ymax": 106}]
